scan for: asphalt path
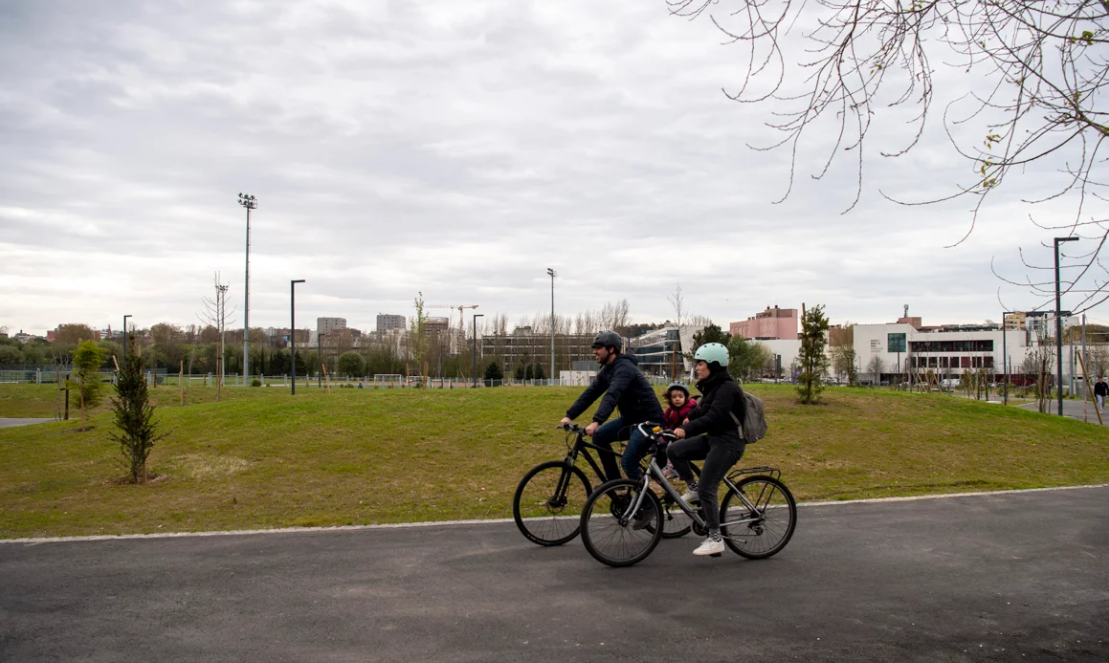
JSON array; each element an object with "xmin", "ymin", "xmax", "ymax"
[
  {"xmin": 1016, "ymin": 400, "xmax": 1109, "ymax": 425},
  {"xmin": 2, "ymin": 487, "xmax": 1107, "ymax": 662},
  {"xmin": 0, "ymin": 418, "xmax": 53, "ymax": 428}
]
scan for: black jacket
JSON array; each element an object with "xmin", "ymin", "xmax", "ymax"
[
  {"xmin": 680, "ymin": 369, "xmax": 746, "ymax": 443},
  {"xmin": 1096, "ymin": 381, "xmax": 1109, "ymax": 397},
  {"xmin": 566, "ymin": 354, "xmax": 665, "ymax": 425}
]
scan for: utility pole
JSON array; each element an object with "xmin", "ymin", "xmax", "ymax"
[
  {"xmin": 291, "ymin": 279, "xmax": 305, "ymax": 395},
  {"xmin": 472, "ymin": 313, "xmax": 484, "ymax": 388},
  {"xmin": 547, "ymin": 268, "xmax": 556, "ymax": 385},
  {"xmin": 1055, "ymin": 236, "xmax": 1079, "ymax": 415},
  {"xmin": 238, "ymin": 194, "xmax": 257, "ymax": 382}
]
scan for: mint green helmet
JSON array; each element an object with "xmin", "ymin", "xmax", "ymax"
[{"xmin": 693, "ymin": 342, "xmax": 729, "ymax": 367}]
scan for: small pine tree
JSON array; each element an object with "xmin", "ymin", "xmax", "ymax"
[
  {"xmin": 533, "ymin": 363, "xmax": 546, "ymax": 380},
  {"xmin": 484, "ymin": 361, "xmax": 504, "ymax": 382},
  {"xmin": 111, "ymin": 352, "xmax": 165, "ymax": 483},
  {"xmin": 797, "ymin": 304, "xmax": 830, "ymax": 404}
]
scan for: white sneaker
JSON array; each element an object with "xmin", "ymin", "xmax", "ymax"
[
  {"xmin": 693, "ymin": 534, "xmax": 725, "ymax": 556},
  {"xmin": 681, "ymin": 489, "xmax": 700, "ymax": 504}
]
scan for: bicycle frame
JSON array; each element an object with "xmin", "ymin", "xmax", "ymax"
[
  {"xmin": 623, "ymin": 457, "xmax": 774, "ymax": 538},
  {"xmin": 563, "ymin": 432, "xmax": 617, "ymax": 485}
]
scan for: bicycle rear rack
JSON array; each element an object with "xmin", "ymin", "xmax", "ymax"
[{"xmin": 727, "ymin": 465, "xmax": 781, "ymax": 482}]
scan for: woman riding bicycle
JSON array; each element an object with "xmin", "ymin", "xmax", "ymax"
[{"xmin": 669, "ymin": 342, "xmax": 747, "ymax": 557}]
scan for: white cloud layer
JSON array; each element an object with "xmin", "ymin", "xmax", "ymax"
[{"xmin": 2, "ymin": 0, "xmax": 1106, "ymax": 335}]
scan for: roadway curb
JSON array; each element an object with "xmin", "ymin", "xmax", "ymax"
[{"xmin": 3, "ymin": 483, "xmax": 1106, "ymax": 545}]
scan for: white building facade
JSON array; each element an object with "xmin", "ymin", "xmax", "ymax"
[{"xmin": 852, "ymin": 323, "xmax": 1036, "ymax": 384}]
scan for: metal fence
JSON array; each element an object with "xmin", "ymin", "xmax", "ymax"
[{"xmin": 0, "ymin": 371, "xmax": 680, "ymax": 389}]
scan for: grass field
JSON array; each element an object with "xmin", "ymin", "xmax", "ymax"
[{"xmin": 1, "ymin": 382, "xmax": 1107, "ymax": 539}]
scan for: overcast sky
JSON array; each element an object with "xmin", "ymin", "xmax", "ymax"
[{"xmin": 2, "ymin": 0, "xmax": 1105, "ymax": 336}]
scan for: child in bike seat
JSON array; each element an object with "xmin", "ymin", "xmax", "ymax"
[{"xmin": 660, "ymin": 382, "xmax": 697, "ymax": 480}]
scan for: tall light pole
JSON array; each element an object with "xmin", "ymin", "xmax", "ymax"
[
  {"xmin": 1055, "ymin": 236, "xmax": 1079, "ymax": 416},
  {"xmin": 238, "ymin": 193, "xmax": 257, "ymax": 381},
  {"xmin": 122, "ymin": 314, "xmax": 132, "ymax": 357},
  {"xmin": 318, "ymin": 332, "xmax": 328, "ymax": 389},
  {"xmin": 1001, "ymin": 311, "xmax": 1014, "ymax": 406},
  {"xmin": 472, "ymin": 313, "xmax": 484, "ymax": 388},
  {"xmin": 547, "ymin": 268, "xmax": 556, "ymax": 385},
  {"xmin": 291, "ymin": 279, "xmax": 305, "ymax": 395}
]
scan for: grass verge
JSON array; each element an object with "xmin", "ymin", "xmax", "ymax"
[{"xmin": 1, "ymin": 384, "xmax": 1107, "ymax": 538}]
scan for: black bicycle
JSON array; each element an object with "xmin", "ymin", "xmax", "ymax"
[
  {"xmin": 513, "ymin": 424, "xmax": 693, "ymax": 546},
  {"xmin": 579, "ymin": 424, "xmax": 797, "ymax": 567}
]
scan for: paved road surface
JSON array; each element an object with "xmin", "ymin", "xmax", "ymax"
[
  {"xmin": 0, "ymin": 418, "xmax": 53, "ymax": 428},
  {"xmin": 1017, "ymin": 399, "xmax": 1109, "ymax": 425},
  {"xmin": 2, "ymin": 487, "xmax": 1107, "ymax": 662}
]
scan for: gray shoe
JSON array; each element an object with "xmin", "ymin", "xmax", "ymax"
[{"xmin": 631, "ymin": 502, "xmax": 656, "ymax": 530}]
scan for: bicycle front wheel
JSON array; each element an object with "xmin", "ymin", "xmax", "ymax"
[
  {"xmin": 720, "ymin": 475, "xmax": 797, "ymax": 559},
  {"xmin": 580, "ymin": 479, "xmax": 663, "ymax": 567},
  {"xmin": 658, "ymin": 495, "xmax": 693, "ymax": 539},
  {"xmin": 513, "ymin": 461, "xmax": 592, "ymax": 546}
]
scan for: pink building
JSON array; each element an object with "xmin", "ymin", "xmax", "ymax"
[{"xmin": 729, "ymin": 306, "xmax": 798, "ymax": 340}]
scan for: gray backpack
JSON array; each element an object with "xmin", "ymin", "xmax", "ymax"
[{"xmin": 730, "ymin": 387, "xmax": 768, "ymax": 443}]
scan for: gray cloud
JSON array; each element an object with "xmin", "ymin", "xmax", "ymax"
[{"xmin": 2, "ymin": 0, "xmax": 1104, "ymax": 336}]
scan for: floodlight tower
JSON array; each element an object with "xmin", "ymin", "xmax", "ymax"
[
  {"xmin": 238, "ymin": 193, "xmax": 257, "ymax": 382},
  {"xmin": 547, "ymin": 268, "xmax": 556, "ymax": 384}
]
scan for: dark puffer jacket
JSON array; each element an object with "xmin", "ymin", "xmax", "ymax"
[
  {"xmin": 680, "ymin": 369, "xmax": 746, "ymax": 443},
  {"xmin": 566, "ymin": 354, "xmax": 665, "ymax": 425}
]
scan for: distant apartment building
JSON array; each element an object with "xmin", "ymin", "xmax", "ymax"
[
  {"xmin": 376, "ymin": 314, "xmax": 406, "ymax": 333},
  {"xmin": 317, "ymin": 317, "xmax": 347, "ymax": 336},
  {"xmin": 426, "ymin": 317, "xmax": 450, "ymax": 335},
  {"xmin": 729, "ymin": 306, "xmax": 799, "ymax": 340},
  {"xmin": 481, "ymin": 331, "xmax": 596, "ymax": 373}
]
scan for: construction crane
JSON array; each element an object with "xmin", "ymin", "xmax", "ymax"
[{"xmin": 427, "ymin": 304, "xmax": 480, "ymax": 332}]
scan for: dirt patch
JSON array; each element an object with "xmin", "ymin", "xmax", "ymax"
[
  {"xmin": 168, "ymin": 454, "xmax": 250, "ymax": 480},
  {"xmin": 105, "ymin": 473, "xmax": 166, "ymax": 486}
]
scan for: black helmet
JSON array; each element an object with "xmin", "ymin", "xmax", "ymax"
[
  {"xmin": 665, "ymin": 382, "xmax": 689, "ymax": 398},
  {"xmin": 591, "ymin": 331, "xmax": 622, "ymax": 352}
]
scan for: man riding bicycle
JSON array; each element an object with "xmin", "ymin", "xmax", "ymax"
[{"xmin": 559, "ymin": 331, "xmax": 665, "ymax": 492}]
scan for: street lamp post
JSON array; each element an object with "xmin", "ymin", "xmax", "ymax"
[
  {"xmin": 1055, "ymin": 236, "xmax": 1079, "ymax": 416},
  {"xmin": 238, "ymin": 194, "xmax": 257, "ymax": 382},
  {"xmin": 318, "ymin": 332, "xmax": 328, "ymax": 389},
  {"xmin": 291, "ymin": 279, "xmax": 305, "ymax": 395},
  {"xmin": 122, "ymin": 314, "xmax": 132, "ymax": 357},
  {"xmin": 1001, "ymin": 311, "xmax": 1013, "ymax": 406},
  {"xmin": 472, "ymin": 313, "xmax": 484, "ymax": 388},
  {"xmin": 547, "ymin": 268, "xmax": 556, "ymax": 385}
]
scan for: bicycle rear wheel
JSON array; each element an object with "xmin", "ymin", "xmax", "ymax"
[
  {"xmin": 580, "ymin": 479, "xmax": 663, "ymax": 567},
  {"xmin": 513, "ymin": 461, "xmax": 592, "ymax": 546},
  {"xmin": 720, "ymin": 475, "xmax": 797, "ymax": 559}
]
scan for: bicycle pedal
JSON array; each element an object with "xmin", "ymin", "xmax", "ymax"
[{"xmin": 709, "ymin": 553, "xmax": 723, "ymax": 558}]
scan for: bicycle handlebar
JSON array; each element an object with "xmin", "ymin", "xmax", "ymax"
[{"xmin": 636, "ymin": 422, "xmax": 677, "ymax": 442}]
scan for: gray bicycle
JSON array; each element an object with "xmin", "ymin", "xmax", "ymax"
[{"xmin": 579, "ymin": 423, "xmax": 797, "ymax": 567}]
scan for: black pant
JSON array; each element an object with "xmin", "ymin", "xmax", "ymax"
[{"xmin": 667, "ymin": 434, "xmax": 744, "ymax": 531}]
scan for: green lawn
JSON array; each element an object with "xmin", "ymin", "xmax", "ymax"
[{"xmin": 1, "ymin": 383, "xmax": 1107, "ymax": 539}]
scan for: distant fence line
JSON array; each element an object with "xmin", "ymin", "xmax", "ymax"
[{"xmin": 0, "ymin": 370, "xmax": 679, "ymax": 389}]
